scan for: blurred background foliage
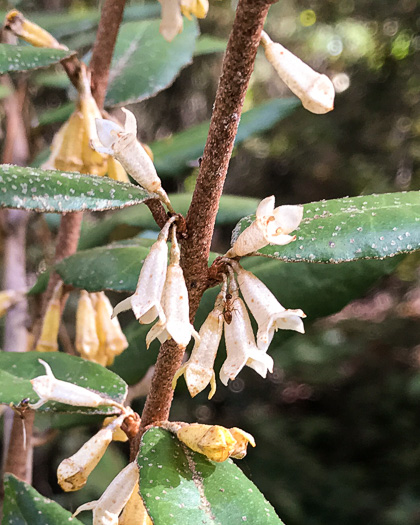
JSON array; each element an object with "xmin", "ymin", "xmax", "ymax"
[{"xmin": 1, "ymin": 0, "xmax": 420, "ymax": 524}]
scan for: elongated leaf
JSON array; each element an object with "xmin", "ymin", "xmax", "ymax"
[
  {"xmin": 151, "ymin": 98, "xmax": 299, "ymax": 177},
  {"xmin": 194, "ymin": 35, "xmax": 227, "ymax": 56},
  {"xmin": 0, "ymin": 44, "xmax": 75, "ymax": 73},
  {"xmin": 3, "ymin": 474, "xmax": 84, "ymax": 525},
  {"xmin": 78, "ymin": 194, "xmax": 260, "ymax": 250},
  {"xmin": 232, "ymin": 191, "xmax": 420, "ymax": 263},
  {"xmin": 138, "ymin": 427, "xmax": 284, "ymax": 525},
  {"xmin": 0, "ymin": 351, "xmax": 127, "ymax": 414},
  {"xmin": 105, "ymin": 18, "xmax": 199, "ymax": 107},
  {"xmin": 56, "ymin": 238, "xmax": 154, "ymax": 292},
  {"xmin": 36, "ymin": 100, "xmax": 75, "ymax": 126},
  {"xmin": 0, "ymin": 165, "xmax": 149, "ymax": 213}
]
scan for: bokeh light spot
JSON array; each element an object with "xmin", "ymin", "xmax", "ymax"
[{"xmin": 299, "ymin": 9, "xmax": 316, "ymax": 27}]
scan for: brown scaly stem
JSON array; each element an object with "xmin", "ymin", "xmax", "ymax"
[{"xmin": 133, "ymin": 0, "xmax": 276, "ymax": 457}]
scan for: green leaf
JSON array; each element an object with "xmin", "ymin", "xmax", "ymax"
[
  {"xmin": 194, "ymin": 35, "xmax": 227, "ymax": 56},
  {"xmin": 56, "ymin": 238, "xmax": 154, "ymax": 292},
  {"xmin": 0, "ymin": 351, "xmax": 127, "ymax": 414},
  {"xmin": 151, "ymin": 98, "xmax": 299, "ymax": 177},
  {"xmin": 138, "ymin": 427, "xmax": 284, "ymax": 525},
  {"xmin": 0, "ymin": 44, "xmax": 75, "ymax": 73},
  {"xmin": 232, "ymin": 191, "xmax": 420, "ymax": 263},
  {"xmin": 0, "ymin": 165, "xmax": 149, "ymax": 213},
  {"xmin": 105, "ymin": 18, "xmax": 199, "ymax": 107},
  {"xmin": 78, "ymin": 194, "xmax": 260, "ymax": 250},
  {"xmin": 3, "ymin": 474, "xmax": 84, "ymax": 525}
]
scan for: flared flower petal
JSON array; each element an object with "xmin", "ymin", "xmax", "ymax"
[
  {"xmin": 230, "ymin": 196, "xmax": 303, "ymax": 256},
  {"xmin": 181, "ymin": 0, "xmax": 209, "ymax": 19},
  {"xmin": 232, "ymin": 261, "xmax": 305, "ymax": 351},
  {"xmin": 159, "ymin": 0, "xmax": 184, "ymax": 41},
  {"xmin": 173, "ymin": 284, "xmax": 226, "ymax": 398},
  {"xmin": 261, "ymin": 31, "xmax": 335, "ymax": 115}
]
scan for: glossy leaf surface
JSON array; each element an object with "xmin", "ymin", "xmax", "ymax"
[
  {"xmin": 138, "ymin": 427, "xmax": 284, "ymax": 525},
  {"xmin": 3, "ymin": 474, "xmax": 84, "ymax": 525},
  {"xmin": 0, "ymin": 351, "xmax": 127, "ymax": 414},
  {"xmin": 231, "ymin": 192, "xmax": 420, "ymax": 262},
  {"xmin": 151, "ymin": 98, "xmax": 299, "ymax": 177},
  {"xmin": 105, "ymin": 18, "xmax": 199, "ymax": 107},
  {"xmin": 0, "ymin": 165, "xmax": 149, "ymax": 213},
  {"xmin": 0, "ymin": 44, "xmax": 74, "ymax": 73}
]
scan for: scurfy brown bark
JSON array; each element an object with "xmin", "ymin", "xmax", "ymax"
[
  {"xmin": 89, "ymin": 0, "xmax": 127, "ymax": 109},
  {"xmin": 135, "ymin": 0, "xmax": 276, "ymax": 453}
]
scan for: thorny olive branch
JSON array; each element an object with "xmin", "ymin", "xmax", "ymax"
[{"xmin": 132, "ymin": 0, "xmax": 278, "ymax": 459}]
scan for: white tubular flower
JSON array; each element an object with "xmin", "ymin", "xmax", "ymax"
[
  {"xmin": 229, "ymin": 195, "xmax": 303, "ymax": 257},
  {"xmin": 112, "ymin": 218, "xmax": 175, "ymax": 324},
  {"xmin": 73, "ymin": 461, "xmax": 139, "ymax": 525},
  {"xmin": 146, "ymin": 227, "xmax": 199, "ymax": 350},
  {"xmin": 220, "ymin": 279, "xmax": 273, "ymax": 385},
  {"xmin": 29, "ymin": 359, "xmax": 125, "ymax": 411},
  {"xmin": 231, "ymin": 260, "xmax": 306, "ymax": 351},
  {"xmin": 172, "ymin": 281, "xmax": 226, "ymax": 399},
  {"xmin": 261, "ymin": 31, "xmax": 335, "ymax": 115},
  {"xmin": 159, "ymin": 0, "xmax": 183, "ymax": 41},
  {"xmin": 57, "ymin": 414, "xmax": 125, "ymax": 492},
  {"xmin": 94, "ymin": 109, "xmax": 173, "ymax": 211}
]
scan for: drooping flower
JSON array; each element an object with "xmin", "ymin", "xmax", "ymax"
[
  {"xmin": 5, "ymin": 9, "xmax": 66, "ymax": 49},
  {"xmin": 95, "ymin": 292, "xmax": 129, "ymax": 367},
  {"xmin": 94, "ymin": 109, "xmax": 173, "ymax": 211},
  {"xmin": 35, "ymin": 282, "xmax": 63, "ymax": 353},
  {"xmin": 112, "ymin": 218, "xmax": 175, "ymax": 325},
  {"xmin": 172, "ymin": 279, "xmax": 226, "ymax": 399},
  {"xmin": 57, "ymin": 413, "xmax": 126, "ymax": 492},
  {"xmin": 75, "ymin": 290, "xmax": 100, "ymax": 361},
  {"xmin": 231, "ymin": 260, "xmax": 306, "ymax": 351},
  {"xmin": 73, "ymin": 461, "xmax": 139, "ymax": 525},
  {"xmin": 220, "ymin": 276, "xmax": 273, "ymax": 385},
  {"xmin": 261, "ymin": 30, "xmax": 335, "ymax": 115},
  {"xmin": 158, "ymin": 0, "xmax": 184, "ymax": 42},
  {"xmin": 177, "ymin": 423, "xmax": 255, "ymax": 462},
  {"xmin": 30, "ymin": 359, "xmax": 125, "ymax": 411},
  {"xmin": 228, "ymin": 195, "xmax": 303, "ymax": 257},
  {"xmin": 119, "ymin": 483, "xmax": 153, "ymax": 525},
  {"xmin": 146, "ymin": 227, "xmax": 199, "ymax": 350}
]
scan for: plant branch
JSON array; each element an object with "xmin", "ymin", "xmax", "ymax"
[
  {"xmin": 89, "ymin": 0, "xmax": 127, "ymax": 109},
  {"xmin": 135, "ymin": 0, "xmax": 275, "ymax": 452}
]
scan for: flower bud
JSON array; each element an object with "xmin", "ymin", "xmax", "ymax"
[
  {"xmin": 5, "ymin": 10, "xmax": 67, "ymax": 49},
  {"xmin": 261, "ymin": 31, "xmax": 334, "ymax": 115},
  {"xmin": 30, "ymin": 358, "xmax": 125, "ymax": 411},
  {"xmin": 35, "ymin": 282, "xmax": 62, "ymax": 352},
  {"xmin": 57, "ymin": 414, "xmax": 125, "ymax": 491},
  {"xmin": 73, "ymin": 461, "xmax": 139, "ymax": 524},
  {"xmin": 177, "ymin": 423, "xmax": 255, "ymax": 462}
]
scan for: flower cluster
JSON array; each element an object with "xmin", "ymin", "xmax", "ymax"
[{"xmin": 113, "ymin": 217, "xmax": 199, "ymax": 351}]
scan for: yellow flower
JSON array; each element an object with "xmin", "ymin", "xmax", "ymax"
[
  {"xmin": 75, "ymin": 290, "xmax": 100, "ymax": 360},
  {"xmin": 35, "ymin": 282, "xmax": 62, "ymax": 352},
  {"xmin": 180, "ymin": 0, "xmax": 209, "ymax": 19},
  {"xmin": 119, "ymin": 483, "xmax": 153, "ymax": 525},
  {"xmin": 5, "ymin": 10, "xmax": 66, "ymax": 49},
  {"xmin": 177, "ymin": 423, "xmax": 255, "ymax": 462}
]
